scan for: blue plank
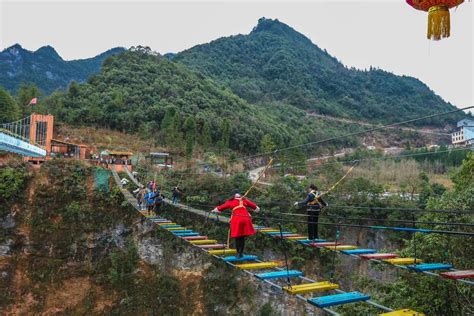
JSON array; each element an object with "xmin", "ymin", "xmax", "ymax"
[
  {"xmin": 170, "ymin": 230, "xmax": 194, "ymax": 234},
  {"xmin": 256, "ymin": 270, "xmax": 303, "ymax": 280},
  {"xmin": 159, "ymin": 225, "xmax": 182, "ymax": 228},
  {"xmin": 308, "ymin": 292, "xmax": 370, "ymax": 308},
  {"xmin": 223, "ymin": 255, "xmax": 258, "ymax": 262},
  {"xmin": 407, "ymin": 263, "xmax": 453, "ymax": 272},
  {"xmin": 174, "ymin": 232, "xmax": 200, "ymax": 237},
  {"xmin": 392, "ymin": 227, "xmax": 432, "ymax": 233},
  {"xmin": 341, "ymin": 249, "xmax": 377, "ymax": 255},
  {"xmin": 265, "ymin": 232, "xmax": 294, "ymax": 235},
  {"xmin": 297, "ymin": 239, "xmax": 326, "ymax": 244}
]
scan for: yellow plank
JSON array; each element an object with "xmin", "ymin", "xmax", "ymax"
[
  {"xmin": 380, "ymin": 309, "xmax": 425, "ymax": 316},
  {"xmin": 190, "ymin": 239, "xmax": 218, "ymax": 245},
  {"xmin": 285, "ymin": 236, "xmax": 307, "ymax": 240},
  {"xmin": 384, "ymin": 258, "xmax": 423, "ymax": 265},
  {"xmin": 235, "ymin": 262, "xmax": 279, "ymax": 270},
  {"xmin": 157, "ymin": 222, "xmax": 176, "ymax": 226},
  {"xmin": 324, "ymin": 245, "xmax": 358, "ymax": 251},
  {"xmin": 259, "ymin": 229, "xmax": 280, "ymax": 233},
  {"xmin": 165, "ymin": 227, "xmax": 186, "ymax": 231},
  {"xmin": 208, "ymin": 249, "xmax": 237, "ymax": 255},
  {"xmin": 283, "ymin": 281, "xmax": 339, "ymax": 294}
]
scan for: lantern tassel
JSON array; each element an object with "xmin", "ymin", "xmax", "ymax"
[{"xmin": 427, "ymin": 5, "xmax": 450, "ymax": 40}]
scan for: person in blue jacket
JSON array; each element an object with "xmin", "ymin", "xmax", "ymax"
[
  {"xmin": 144, "ymin": 189, "xmax": 156, "ymax": 215},
  {"xmin": 294, "ymin": 184, "xmax": 328, "ymax": 240}
]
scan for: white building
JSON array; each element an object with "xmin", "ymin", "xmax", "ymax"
[{"xmin": 452, "ymin": 119, "xmax": 474, "ymax": 146}]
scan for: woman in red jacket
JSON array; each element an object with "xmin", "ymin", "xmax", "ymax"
[{"xmin": 212, "ymin": 192, "xmax": 260, "ymax": 258}]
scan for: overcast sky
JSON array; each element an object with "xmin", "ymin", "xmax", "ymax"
[{"xmin": 1, "ymin": 0, "xmax": 472, "ymax": 111}]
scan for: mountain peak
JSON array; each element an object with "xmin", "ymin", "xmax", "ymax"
[
  {"xmin": 252, "ymin": 17, "xmax": 286, "ymax": 33},
  {"xmin": 35, "ymin": 45, "xmax": 61, "ymax": 59},
  {"xmin": 251, "ymin": 17, "xmax": 313, "ymax": 45}
]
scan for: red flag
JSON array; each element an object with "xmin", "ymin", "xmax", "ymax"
[{"xmin": 28, "ymin": 97, "xmax": 37, "ymax": 105}]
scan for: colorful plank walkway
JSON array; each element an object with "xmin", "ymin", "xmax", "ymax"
[{"xmin": 111, "ymin": 167, "xmax": 428, "ymax": 314}]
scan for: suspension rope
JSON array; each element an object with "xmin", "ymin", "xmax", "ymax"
[
  {"xmin": 239, "ymin": 106, "xmax": 473, "ymax": 160},
  {"xmin": 319, "ymin": 161, "xmax": 358, "ymax": 198},
  {"xmin": 243, "ymin": 157, "xmax": 274, "ymax": 198},
  {"xmin": 226, "ymin": 212, "xmax": 474, "ymax": 237}
]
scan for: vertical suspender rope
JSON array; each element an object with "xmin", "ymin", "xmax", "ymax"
[
  {"xmin": 278, "ymin": 210, "xmax": 292, "ymax": 289},
  {"xmin": 330, "ymin": 222, "xmax": 341, "ymax": 281},
  {"xmin": 412, "ymin": 214, "xmax": 418, "ymax": 266}
]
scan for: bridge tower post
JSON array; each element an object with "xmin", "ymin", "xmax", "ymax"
[{"xmin": 26, "ymin": 114, "xmax": 54, "ymax": 163}]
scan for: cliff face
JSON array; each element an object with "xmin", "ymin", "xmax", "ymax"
[{"xmin": 0, "ymin": 160, "xmax": 313, "ymax": 315}]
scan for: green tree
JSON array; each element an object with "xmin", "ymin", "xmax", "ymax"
[
  {"xmin": 161, "ymin": 105, "xmax": 177, "ymax": 130},
  {"xmin": 184, "ymin": 116, "xmax": 196, "ymax": 159},
  {"xmin": 218, "ymin": 119, "xmax": 231, "ymax": 152},
  {"xmin": 377, "ymin": 154, "xmax": 474, "ymax": 315},
  {"xmin": 200, "ymin": 121, "xmax": 212, "ymax": 150},
  {"xmin": 0, "ymin": 87, "xmax": 20, "ymax": 123},
  {"xmin": 260, "ymin": 134, "xmax": 276, "ymax": 154},
  {"xmin": 161, "ymin": 106, "xmax": 183, "ymax": 149}
]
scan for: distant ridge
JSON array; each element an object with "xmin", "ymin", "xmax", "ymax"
[{"xmin": 0, "ymin": 44, "xmax": 126, "ymax": 94}]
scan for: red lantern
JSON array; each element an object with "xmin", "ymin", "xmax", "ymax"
[{"xmin": 406, "ymin": 0, "xmax": 464, "ymax": 40}]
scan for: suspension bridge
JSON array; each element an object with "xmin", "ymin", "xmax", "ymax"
[
  {"xmin": 112, "ymin": 165, "xmax": 473, "ymax": 316},
  {"xmin": 0, "ymin": 114, "xmax": 51, "ymax": 158}
]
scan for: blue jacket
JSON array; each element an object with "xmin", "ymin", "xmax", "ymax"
[
  {"xmin": 145, "ymin": 192, "xmax": 156, "ymax": 205},
  {"xmin": 298, "ymin": 190, "xmax": 328, "ymax": 210}
]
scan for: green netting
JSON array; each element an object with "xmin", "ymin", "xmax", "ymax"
[{"xmin": 94, "ymin": 168, "xmax": 111, "ymax": 192}]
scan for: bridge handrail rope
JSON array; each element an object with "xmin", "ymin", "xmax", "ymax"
[
  {"xmin": 188, "ymin": 204, "xmax": 474, "ymax": 285},
  {"xmin": 163, "ymin": 198, "xmax": 474, "ymax": 286}
]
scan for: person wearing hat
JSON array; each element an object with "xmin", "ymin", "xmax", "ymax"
[
  {"xmin": 211, "ymin": 191, "xmax": 260, "ymax": 258},
  {"xmin": 294, "ymin": 184, "xmax": 328, "ymax": 240}
]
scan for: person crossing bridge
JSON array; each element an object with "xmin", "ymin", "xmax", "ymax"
[{"xmin": 211, "ymin": 191, "xmax": 260, "ymax": 258}]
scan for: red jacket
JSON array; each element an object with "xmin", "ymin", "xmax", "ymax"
[{"xmin": 217, "ymin": 198, "xmax": 257, "ymax": 238}]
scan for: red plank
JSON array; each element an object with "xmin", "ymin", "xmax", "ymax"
[
  {"xmin": 360, "ymin": 253, "xmax": 399, "ymax": 260},
  {"xmin": 440, "ymin": 270, "xmax": 474, "ymax": 279},
  {"xmin": 182, "ymin": 236, "xmax": 208, "ymax": 240}
]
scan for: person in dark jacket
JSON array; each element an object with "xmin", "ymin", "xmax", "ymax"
[
  {"xmin": 171, "ymin": 186, "xmax": 182, "ymax": 204},
  {"xmin": 294, "ymin": 184, "xmax": 328, "ymax": 240},
  {"xmin": 154, "ymin": 188, "xmax": 164, "ymax": 214}
]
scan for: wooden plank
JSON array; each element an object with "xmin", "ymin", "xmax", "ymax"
[
  {"xmin": 308, "ymin": 291, "xmax": 370, "ymax": 308},
  {"xmin": 283, "ymin": 281, "xmax": 339, "ymax": 294},
  {"xmin": 189, "ymin": 239, "xmax": 218, "ymax": 245},
  {"xmin": 324, "ymin": 245, "xmax": 358, "ymax": 251},
  {"xmin": 384, "ymin": 258, "xmax": 423, "ymax": 265},
  {"xmin": 235, "ymin": 262, "xmax": 279, "ymax": 270},
  {"xmin": 379, "ymin": 309, "xmax": 425, "ymax": 316},
  {"xmin": 360, "ymin": 253, "xmax": 399, "ymax": 260},
  {"xmin": 440, "ymin": 270, "xmax": 474, "ymax": 279},
  {"xmin": 208, "ymin": 249, "xmax": 237, "ymax": 255}
]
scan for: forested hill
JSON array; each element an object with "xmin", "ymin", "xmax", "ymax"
[
  {"xmin": 173, "ymin": 18, "xmax": 461, "ymax": 126},
  {"xmin": 0, "ymin": 44, "xmax": 125, "ymax": 94},
  {"xmin": 46, "ymin": 48, "xmax": 333, "ymax": 153}
]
